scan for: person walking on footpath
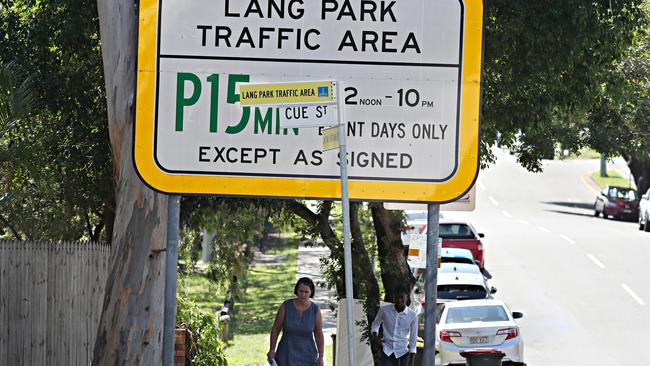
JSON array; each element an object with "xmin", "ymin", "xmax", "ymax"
[
  {"xmin": 268, "ymin": 277, "xmax": 325, "ymax": 366},
  {"xmin": 371, "ymin": 287, "xmax": 418, "ymax": 366}
]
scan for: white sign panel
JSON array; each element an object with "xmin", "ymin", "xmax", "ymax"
[
  {"xmin": 135, "ymin": 0, "xmax": 484, "ymax": 201},
  {"xmin": 279, "ymin": 104, "xmax": 338, "ymax": 128},
  {"xmin": 408, "ymin": 236, "xmax": 443, "ymax": 269}
]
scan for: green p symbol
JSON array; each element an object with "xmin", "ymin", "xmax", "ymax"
[{"xmin": 175, "ymin": 73, "xmax": 202, "ymax": 131}]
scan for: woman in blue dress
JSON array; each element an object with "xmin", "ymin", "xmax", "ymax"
[{"xmin": 268, "ymin": 277, "xmax": 324, "ymax": 366}]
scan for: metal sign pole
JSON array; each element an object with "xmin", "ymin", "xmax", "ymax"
[
  {"xmin": 422, "ymin": 203, "xmax": 440, "ymax": 366},
  {"xmin": 163, "ymin": 195, "xmax": 181, "ymax": 366},
  {"xmin": 337, "ymin": 82, "xmax": 357, "ymax": 366}
]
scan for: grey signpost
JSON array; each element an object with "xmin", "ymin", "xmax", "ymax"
[
  {"xmin": 163, "ymin": 195, "xmax": 181, "ymax": 365},
  {"xmin": 336, "ymin": 82, "xmax": 357, "ymax": 366},
  {"xmin": 422, "ymin": 204, "xmax": 441, "ymax": 365}
]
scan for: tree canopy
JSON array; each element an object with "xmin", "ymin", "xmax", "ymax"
[
  {"xmin": 0, "ymin": 0, "xmax": 113, "ymax": 241},
  {"xmin": 482, "ymin": 0, "xmax": 648, "ymax": 173}
]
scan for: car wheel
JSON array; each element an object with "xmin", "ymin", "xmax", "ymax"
[
  {"xmin": 645, "ymin": 214, "xmax": 650, "ymax": 232},
  {"xmin": 602, "ymin": 207, "xmax": 608, "ymax": 219},
  {"xmin": 594, "ymin": 207, "xmax": 600, "ymax": 217}
]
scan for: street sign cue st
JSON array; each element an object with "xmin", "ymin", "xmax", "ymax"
[{"xmin": 135, "ymin": 0, "xmax": 484, "ymax": 203}]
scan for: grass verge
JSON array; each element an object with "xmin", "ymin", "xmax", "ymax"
[
  {"xmin": 225, "ymin": 238, "xmax": 299, "ymax": 366},
  {"xmin": 178, "ymin": 270, "xmax": 227, "ymax": 314},
  {"xmin": 591, "ymin": 170, "xmax": 636, "ymax": 189},
  {"xmin": 565, "ymin": 148, "xmax": 601, "ymax": 160}
]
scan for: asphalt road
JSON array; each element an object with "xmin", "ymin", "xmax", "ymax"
[{"xmin": 451, "ymin": 149, "xmax": 650, "ymax": 365}]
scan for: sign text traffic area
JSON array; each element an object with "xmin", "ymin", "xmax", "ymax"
[{"xmin": 135, "ymin": 0, "xmax": 484, "ymax": 202}]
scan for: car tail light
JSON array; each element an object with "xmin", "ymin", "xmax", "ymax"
[
  {"xmin": 440, "ymin": 330, "xmax": 462, "ymax": 343},
  {"xmin": 617, "ymin": 201, "xmax": 626, "ymax": 207},
  {"xmin": 496, "ymin": 327, "xmax": 519, "ymax": 340}
]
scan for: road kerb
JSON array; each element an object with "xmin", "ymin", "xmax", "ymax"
[{"xmin": 580, "ymin": 173, "xmax": 601, "ymax": 195}]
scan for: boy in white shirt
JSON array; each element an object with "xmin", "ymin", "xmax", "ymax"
[{"xmin": 371, "ymin": 288, "xmax": 418, "ymax": 366}]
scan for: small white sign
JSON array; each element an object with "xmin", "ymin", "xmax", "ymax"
[
  {"xmin": 280, "ymin": 104, "xmax": 338, "ymax": 128},
  {"xmin": 322, "ymin": 126, "xmax": 339, "ymax": 151},
  {"xmin": 407, "ymin": 234, "xmax": 427, "ymax": 269},
  {"xmin": 407, "ymin": 236, "xmax": 442, "ymax": 269}
]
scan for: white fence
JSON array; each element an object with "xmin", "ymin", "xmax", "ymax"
[{"xmin": 0, "ymin": 241, "xmax": 111, "ymax": 365}]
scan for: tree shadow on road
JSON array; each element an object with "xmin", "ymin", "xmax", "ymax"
[
  {"xmin": 542, "ymin": 201, "xmax": 594, "ymax": 210},
  {"xmin": 544, "ymin": 209, "xmax": 596, "ymax": 218}
]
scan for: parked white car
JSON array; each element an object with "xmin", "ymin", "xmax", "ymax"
[
  {"xmin": 439, "ymin": 262, "xmax": 482, "ymax": 276},
  {"xmin": 435, "ymin": 299, "xmax": 525, "ymax": 366},
  {"xmin": 437, "ymin": 272, "xmax": 496, "ymax": 302}
]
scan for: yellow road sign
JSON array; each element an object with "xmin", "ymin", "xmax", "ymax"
[
  {"xmin": 240, "ymin": 81, "xmax": 336, "ymax": 106},
  {"xmin": 134, "ymin": 0, "xmax": 484, "ymax": 203}
]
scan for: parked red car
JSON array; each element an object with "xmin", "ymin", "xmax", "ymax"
[
  {"xmin": 402, "ymin": 212, "xmax": 486, "ymax": 269},
  {"xmin": 438, "ymin": 220, "xmax": 486, "ymax": 269},
  {"xmin": 594, "ymin": 185, "xmax": 640, "ymax": 221}
]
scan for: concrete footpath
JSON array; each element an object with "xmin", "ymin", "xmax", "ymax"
[{"xmin": 296, "ymin": 241, "xmax": 337, "ymax": 344}]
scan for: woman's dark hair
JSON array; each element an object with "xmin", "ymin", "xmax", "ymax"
[{"xmin": 294, "ymin": 277, "xmax": 316, "ymax": 298}]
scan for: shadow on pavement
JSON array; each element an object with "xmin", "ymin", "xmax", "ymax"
[
  {"xmin": 542, "ymin": 201, "xmax": 594, "ymax": 210},
  {"xmin": 544, "ymin": 209, "xmax": 595, "ymax": 218}
]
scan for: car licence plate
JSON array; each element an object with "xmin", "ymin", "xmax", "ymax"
[{"xmin": 469, "ymin": 336, "xmax": 489, "ymax": 344}]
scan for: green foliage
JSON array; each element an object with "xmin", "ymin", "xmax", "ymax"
[
  {"xmin": 0, "ymin": 61, "xmax": 39, "ymax": 129},
  {"xmin": 482, "ymin": 0, "xmax": 648, "ymax": 171},
  {"xmin": 176, "ymin": 296, "xmax": 228, "ymax": 366},
  {"xmin": 0, "ymin": 0, "xmax": 113, "ymax": 241},
  {"xmin": 180, "ymin": 197, "xmax": 291, "ymax": 292},
  {"xmin": 584, "ymin": 14, "xmax": 650, "ymax": 159}
]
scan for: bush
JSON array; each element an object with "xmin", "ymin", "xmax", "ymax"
[{"xmin": 176, "ymin": 296, "xmax": 228, "ymax": 366}]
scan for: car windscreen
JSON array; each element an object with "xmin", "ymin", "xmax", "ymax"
[
  {"xmin": 439, "ymin": 224, "xmax": 476, "ymax": 239},
  {"xmin": 445, "ymin": 305, "xmax": 509, "ymax": 324},
  {"xmin": 608, "ymin": 187, "xmax": 637, "ymax": 201},
  {"xmin": 437, "ymin": 285, "xmax": 487, "ymax": 300},
  {"xmin": 440, "ymin": 265, "xmax": 481, "ymax": 275},
  {"xmin": 441, "ymin": 257, "xmax": 475, "ymax": 265}
]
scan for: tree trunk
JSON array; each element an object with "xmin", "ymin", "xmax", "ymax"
[
  {"xmin": 93, "ymin": 0, "xmax": 168, "ymax": 364},
  {"xmin": 369, "ymin": 203, "xmax": 415, "ymax": 302},
  {"xmin": 350, "ymin": 203, "xmax": 381, "ymax": 365},
  {"xmin": 288, "ymin": 200, "xmax": 345, "ymax": 296},
  {"xmin": 627, "ymin": 155, "xmax": 650, "ymax": 195}
]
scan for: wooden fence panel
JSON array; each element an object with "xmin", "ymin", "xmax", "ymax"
[
  {"xmin": 0, "ymin": 241, "xmax": 8, "ymax": 366},
  {"xmin": 46, "ymin": 242, "xmax": 57, "ymax": 363},
  {"xmin": 32, "ymin": 242, "xmax": 47, "ymax": 366},
  {"xmin": 8, "ymin": 243, "xmax": 18, "ymax": 365},
  {"xmin": 22, "ymin": 243, "xmax": 32, "ymax": 366},
  {"xmin": 0, "ymin": 240, "xmax": 110, "ymax": 366}
]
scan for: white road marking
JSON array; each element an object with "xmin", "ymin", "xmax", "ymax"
[
  {"xmin": 518, "ymin": 219, "xmax": 530, "ymax": 225},
  {"xmin": 489, "ymin": 196, "xmax": 499, "ymax": 207},
  {"xmin": 502, "ymin": 211, "xmax": 513, "ymax": 218},
  {"xmin": 538, "ymin": 226, "xmax": 551, "ymax": 233},
  {"xmin": 586, "ymin": 253, "xmax": 606, "ymax": 269},
  {"xmin": 560, "ymin": 234, "xmax": 576, "ymax": 244},
  {"xmin": 621, "ymin": 284, "xmax": 646, "ymax": 306},
  {"xmin": 478, "ymin": 182, "xmax": 487, "ymax": 191}
]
